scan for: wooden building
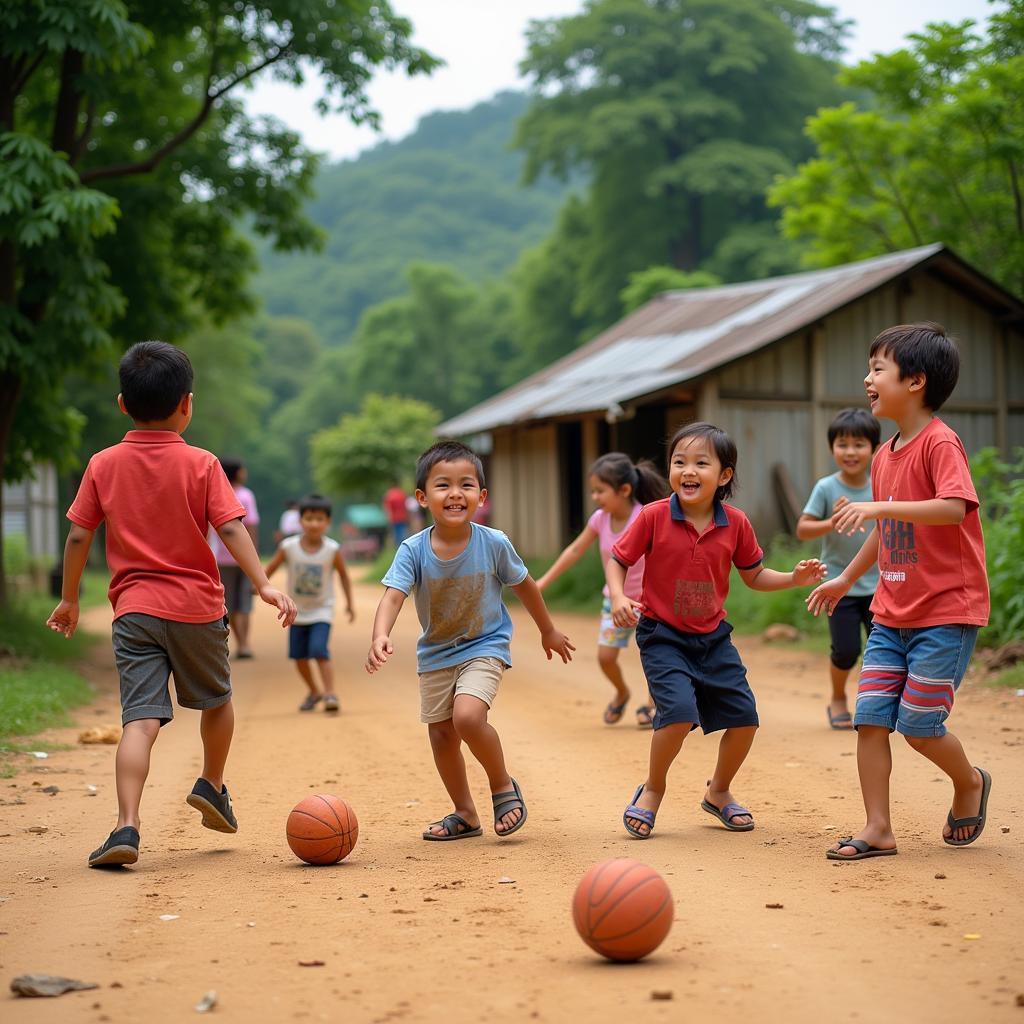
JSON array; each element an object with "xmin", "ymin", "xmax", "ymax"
[{"xmin": 440, "ymin": 244, "xmax": 1024, "ymax": 557}]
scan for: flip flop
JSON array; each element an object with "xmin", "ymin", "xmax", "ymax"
[
  {"xmin": 422, "ymin": 813, "xmax": 483, "ymax": 842},
  {"xmin": 943, "ymin": 766, "xmax": 992, "ymax": 847},
  {"xmin": 635, "ymin": 705, "xmax": 654, "ymax": 729},
  {"xmin": 827, "ymin": 707, "xmax": 853, "ymax": 730},
  {"xmin": 700, "ymin": 791, "xmax": 755, "ymax": 831},
  {"xmin": 298, "ymin": 693, "xmax": 322, "ymax": 712},
  {"xmin": 603, "ymin": 699, "xmax": 628, "ymax": 725},
  {"xmin": 623, "ymin": 783, "xmax": 656, "ymax": 839},
  {"xmin": 826, "ymin": 836, "xmax": 898, "ymax": 861},
  {"xmin": 492, "ymin": 778, "xmax": 528, "ymax": 837}
]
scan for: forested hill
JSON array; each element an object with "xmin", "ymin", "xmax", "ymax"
[{"xmin": 255, "ymin": 91, "xmax": 569, "ymax": 345}]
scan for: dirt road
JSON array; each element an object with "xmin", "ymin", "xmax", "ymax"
[{"xmin": 3, "ymin": 582, "xmax": 1022, "ymax": 1022}]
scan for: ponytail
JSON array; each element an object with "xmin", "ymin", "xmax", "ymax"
[{"xmin": 590, "ymin": 452, "xmax": 669, "ymax": 506}]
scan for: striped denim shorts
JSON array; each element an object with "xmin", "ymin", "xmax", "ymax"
[{"xmin": 853, "ymin": 623, "xmax": 978, "ymax": 737}]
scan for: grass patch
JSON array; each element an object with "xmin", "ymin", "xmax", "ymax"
[
  {"xmin": 0, "ymin": 592, "xmax": 98, "ymax": 664},
  {"xmin": 0, "ymin": 663, "xmax": 94, "ymax": 744},
  {"xmin": 987, "ymin": 663, "xmax": 1024, "ymax": 689}
]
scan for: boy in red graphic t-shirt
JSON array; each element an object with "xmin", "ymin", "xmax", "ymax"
[
  {"xmin": 808, "ymin": 323, "xmax": 992, "ymax": 861},
  {"xmin": 46, "ymin": 342, "xmax": 296, "ymax": 869}
]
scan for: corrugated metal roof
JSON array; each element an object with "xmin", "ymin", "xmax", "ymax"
[{"xmin": 440, "ymin": 243, "xmax": 987, "ymax": 436}]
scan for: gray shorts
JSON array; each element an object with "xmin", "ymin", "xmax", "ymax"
[
  {"xmin": 219, "ymin": 564, "xmax": 252, "ymax": 614},
  {"xmin": 112, "ymin": 613, "xmax": 232, "ymax": 726}
]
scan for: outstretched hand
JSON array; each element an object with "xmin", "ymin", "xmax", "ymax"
[
  {"xmin": 541, "ymin": 627, "xmax": 575, "ymax": 664},
  {"xmin": 258, "ymin": 585, "xmax": 297, "ymax": 626},
  {"xmin": 806, "ymin": 575, "xmax": 852, "ymax": 617},
  {"xmin": 831, "ymin": 501, "xmax": 879, "ymax": 537},
  {"xmin": 46, "ymin": 599, "xmax": 80, "ymax": 639},
  {"xmin": 792, "ymin": 558, "xmax": 828, "ymax": 588}
]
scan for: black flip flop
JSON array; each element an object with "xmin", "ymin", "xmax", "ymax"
[
  {"xmin": 603, "ymin": 699, "xmax": 628, "ymax": 725},
  {"xmin": 826, "ymin": 836, "xmax": 898, "ymax": 861},
  {"xmin": 492, "ymin": 777, "xmax": 527, "ymax": 837},
  {"xmin": 943, "ymin": 766, "xmax": 992, "ymax": 847},
  {"xmin": 422, "ymin": 813, "xmax": 482, "ymax": 842},
  {"xmin": 827, "ymin": 707, "xmax": 853, "ymax": 730}
]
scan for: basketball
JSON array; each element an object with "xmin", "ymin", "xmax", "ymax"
[
  {"xmin": 286, "ymin": 794, "xmax": 359, "ymax": 865},
  {"xmin": 572, "ymin": 858, "xmax": 673, "ymax": 961}
]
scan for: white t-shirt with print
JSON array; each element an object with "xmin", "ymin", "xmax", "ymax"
[{"xmin": 281, "ymin": 535, "xmax": 339, "ymax": 625}]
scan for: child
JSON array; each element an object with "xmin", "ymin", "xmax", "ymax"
[
  {"xmin": 608, "ymin": 422, "xmax": 825, "ymax": 839},
  {"xmin": 210, "ymin": 457, "xmax": 260, "ymax": 658},
  {"xmin": 365, "ymin": 440, "xmax": 575, "ymax": 841},
  {"xmin": 264, "ymin": 494, "xmax": 355, "ymax": 712},
  {"xmin": 797, "ymin": 409, "xmax": 881, "ymax": 729},
  {"xmin": 537, "ymin": 453, "xmax": 669, "ymax": 728},
  {"xmin": 808, "ymin": 323, "xmax": 991, "ymax": 860},
  {"xmin": 46, "ymin": 341, "xmax": 296, "ymax": 868}
]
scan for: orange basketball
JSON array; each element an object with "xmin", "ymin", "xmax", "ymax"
[
  {"xmin": 572, "ymin": 858, "xmax": 673, "ymax": 961},
  {"xmin": 286, "ymin": 794, "xmax": 358, "ymax": 865}
]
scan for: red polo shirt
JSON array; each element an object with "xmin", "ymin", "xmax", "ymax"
[
  {"xmin": 67, "ymin": 431, "xmax": 245, "ymax": 623},
  {"xmin": 612, "ymin": 494, "xmax": 763, "ymax": 634}
]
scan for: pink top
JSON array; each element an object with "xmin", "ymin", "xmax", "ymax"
[
  {"xmin": 210, "ymin": 485, "xmax": 259, "ymax": 565},
  {"xmin": 588, "ymin": 504, "xmax": 645, "ymax": 601}
]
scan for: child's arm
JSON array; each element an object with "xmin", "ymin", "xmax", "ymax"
[
  {"xmin": 795, "ymin": 514, "xmax": 834, "ymax": 540},
  {"xmin": 264, "ymin": 547, "xmax": 286, "ymax": 578},
  {"xmin": 607, "ymin": 558, "xmax": 642, "ymax": 628},
  {"xmin": 739, "ymin": 558, "xmax": 827, "ymax": 593},
  {"xmin": 216, "ymin": 518, "xmax": 297, "ymax": 625},
  {"xmin": 535, "ymin": 527, "xmax": 598, "ymax": 590},
  {"xmin": 510, "ymin": 576, "xmax": 575, "ymax": 663},
  {"xmin": 334, "ymin": 549, "xmax": 356, "ymax": 622},
  {"xmin": 366, "ymin": 587, "xmax": 406, "ymax": 673},
  {"xmin": 833, "ymin": 498, "xmax": 966, "ymax": 536},
  {"xmin": 806, "ymin": 527, "xmax": 879, "ymax": 617},
  {"xmin": 45, "ymin": 524, "xmax": 95, "ymax": 639}
]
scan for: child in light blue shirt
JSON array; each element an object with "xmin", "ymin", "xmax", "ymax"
[{"xmin": 367, "ymin": 441, "xmax": 574, "ymax": 843}]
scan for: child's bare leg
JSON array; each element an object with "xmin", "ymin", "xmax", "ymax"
[
  {"xmin": 114, "ymin": 719, "xmax": 160, "ymax": 830},
  {"xmin": 597, "ymin": 646, "xmax": 630, "ymax": 704},
  {"xmin": 426, "ymin": 719, "xmax": 478, "ymax": 835},
  {"xmin": 231, "ymin": 611, "xmax": 252, "ymax": 655},
  {"xmin": 904, "ymin": 732, "xmax": 985, "ymax": 842},
  {"xmin": 829, "ymin": 663, "xmax": 852, "ymax": 718},
  {"xmin": 831, "ymin": 724, "xmax": 897, "ymax": 856},
  {"xmin": 294, "ymin": 659, "xmax": 319, "ymax": 694},
  {"xmin": 626, "ymin": 722, "xmax": 693, "ymax": 836},
  {"xmin": 315, "ymin": 659, "xmax": 335, "ymax": 696},
  {"xmin": 451, "ymin": 694, "xmax": 521, "ymax": 833},
  {"xmin": 704, "ymin": 725, "xmax": 758, "ymax": 825},
  {"xmin": 199, "ymin": 701, "xmax": 234, "ymax": 791}
]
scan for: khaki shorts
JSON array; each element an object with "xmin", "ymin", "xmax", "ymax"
[{"xmin": 419, "ymin": 656, "xmax": 505, "ymax": 724}]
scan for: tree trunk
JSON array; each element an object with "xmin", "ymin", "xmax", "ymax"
[{"xmin": 671, "ymin": 194, "xmax": 703, "ymax": 271}]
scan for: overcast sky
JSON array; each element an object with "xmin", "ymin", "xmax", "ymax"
[{"xmin": 245, "ymin": 0, "xmax": 996, "ymax": 163}]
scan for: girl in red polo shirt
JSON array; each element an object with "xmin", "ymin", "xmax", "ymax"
[{"xmin": 608, "ymin": 423, "xmax": 825, "ymax": 839}]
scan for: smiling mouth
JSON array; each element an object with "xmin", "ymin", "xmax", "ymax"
[
  {"xmin": 679, "ymin": 482, "xmax": 701, "ymax": 496},
  {"xmin": 443, "ymin": 504, "xmax": 466, "ymax": 513},
  {"xmin": 866, "ymin": 390, "xmax": 879, "ymax": 404}
]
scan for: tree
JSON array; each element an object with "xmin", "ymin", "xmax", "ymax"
[
  {"xmin": 0, "ymin": 0, "xmax": 438, "ymax": 600},
  {"xmin": 769, "ymin": 2, "xmax": 1024, "ymax": 296},
  {"xmin": 620, "ymin": 265, "xmax": 721, "ymax": 314},
  {"xmin": 515, "ymin": 0, "xmax": 848, "ymax": 332},
  {"xmin": 312, "ymin": 394, "xmax": 440, "ymax": 499}
]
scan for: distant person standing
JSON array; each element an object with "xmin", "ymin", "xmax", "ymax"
[
  {"xmin": 211, "ymin": 458, "xmax": 260, "ymax": 658},
  {"xmin": 383, "ymin": 482, "xmax": 409, "ymax": 546},
  {"xmin": 275, "ymin": 499, "xmax": 301, "ymax": 545}
]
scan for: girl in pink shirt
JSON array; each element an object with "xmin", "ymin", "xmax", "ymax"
[{"xmin": 537, "ymin": 453, "xmax": 668, "ymax": 727}]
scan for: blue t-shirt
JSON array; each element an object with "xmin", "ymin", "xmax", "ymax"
[
  {"xmin": 802, "ymin": 473, "xmax": 879, "ymax": 598},
  {"xmin": 381, "ymin": 524, "xmax": 529, "ymax": 673}
]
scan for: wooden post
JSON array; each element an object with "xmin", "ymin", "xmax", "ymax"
[{"xmin": 810, "ymin": 327, "xmax": 829, "ymax": 481}]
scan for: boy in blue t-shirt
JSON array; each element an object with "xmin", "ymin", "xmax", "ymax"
[
  {"xmin": 797, "ymin": 409, "xmax": 881, "ymax": 730},
  {"xmin": 366, "ymin": 441, "xmax": 575, "ymax": 842}
]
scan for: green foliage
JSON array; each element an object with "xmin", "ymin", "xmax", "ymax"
[
  {"xmin": 620, "ymin": 266, "xmax": 721, "ymax": 314},
  {"xmin": 971, "ymin": 447, "xmax": 1024, "ymax": 648},
  {"xmin": 0, "ymin": 664, "xmax": 93, "ymax": 745},
  {"xmin": 0, "ymin": 590, "xmax": 97, "ymax": 665},
  {"xmin": 521, "ymin": 551, "xmax": 607, "ymax": 614},
  {"xmin": 770, "ymin": 2, "xmax": 1024, "ymax": 296},
  {"xmin": 312, "ymin": 394, "xmax": 440, "ymax": 499}
]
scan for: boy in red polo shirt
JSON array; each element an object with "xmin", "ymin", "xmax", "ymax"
[
  {"xmin": 46, "ymin": 342, "xmax": 296, "ymax": 868},
  {"xmin": 609, "ymin": 422, "xmax": 825, "ymax": 838},
  {"xmin": 808, "ymin": 323, "xmax": 991, "ymax": 860}
]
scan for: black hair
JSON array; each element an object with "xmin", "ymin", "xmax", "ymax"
[
  {"xmin": 415, "ymin": 440, "xmax": 485, "ymax": 492},
  {"xmin": 299, "ymin": 493, "xmax": 332, "ymax": 517},
  {"xmin": 667, "ymin": 422, "xmax": 737, "ymax": 502},
  {"xmin": 590, "ymin": 452, "xmax": 670, "ymax": 505},
  {"xmin": 219, "ymin": 457, "xmax": 245, "ymax": 484},
  {"xmin": 827, "ymin": 408, "xmax": 881, "ymax": 449},
  {"xmin": 868, "ymin": 321, "xmax": 960, "ymax": 411},
  {"xmin": 119, "ymin": 341, "xmax": 193, "ymax": 422}
]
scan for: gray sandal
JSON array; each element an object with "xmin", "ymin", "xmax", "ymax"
[
  {"xmin": 492, "ymin": 778, "xmax": 527, "ymax": 837},
  {"xmin": 943, "ymin": 766, "xmax": 992, "ymax": 847},
  {"xmin": 422, "ymin": 813, "xmax": 482, "ymax": 841},
  {"xmin": 826, "ymin": 837, "xmax": 898, "ymax": 861}
]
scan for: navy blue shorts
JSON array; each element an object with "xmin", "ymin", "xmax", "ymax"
[
  {"xmin": 635, "ymin": 617, "xmax": 758, "ymax": 733},
  {"xmin": 288, "ymin": 622, "xmax": 331, "ymax": 661}
]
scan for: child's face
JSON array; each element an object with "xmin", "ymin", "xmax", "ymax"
[
  {"xmin": 669, "ymin": 437, "xmax": 732, "ymax": 508},
  {"xmin": 865, "ymin": 349, "xmax": 925, "ymax": 419},
  {"xmin": 417, "ymin": 459, "xmax": 484, "ymax": 529},
  {"xmin": 300, "ymin": 510, "xmax": 330, "ymax": 539},
  {"xmin": 831, "ymin": 433, "xmax": 874, "ymax": 477},
  {"xmin": 589, "ymin": 475, "xmax": 631, "ymax": 512}
]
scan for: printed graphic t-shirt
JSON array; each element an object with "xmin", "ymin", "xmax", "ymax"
[
  {"xmin": 588, "ymin": 504, "xmax": 644, "ymax": 600},
  {"xmin": 802, "ymin": 473, "xmax": 879, "ymax": 598},
  {"xmin": 67, "ymin": 431, "xmax": 244, "ymax": 622},
  {"xmin": 870, "ymin": 417, "xmax": 989, "ymax": 628},
  {"xmin": 281, "ymin": 535, "xmax": 339, "ymax": 625},
  {"xmin": 382, "ymin": 524, "xmax": 529, "ymax": 672}
]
